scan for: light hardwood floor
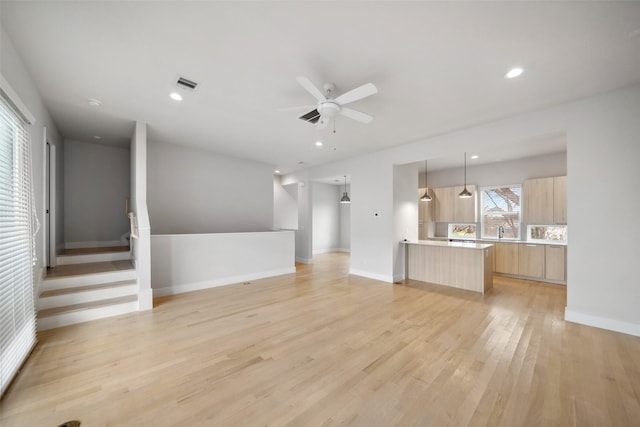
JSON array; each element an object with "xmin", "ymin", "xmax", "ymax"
[{"xmin": 2, "ymin": 252, "xmax": 639, "ymax": 426}]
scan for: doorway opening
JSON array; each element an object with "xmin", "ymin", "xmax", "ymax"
[{"xmin": 44, "ymin": 138, "xmax": 56, "ymax": 268}]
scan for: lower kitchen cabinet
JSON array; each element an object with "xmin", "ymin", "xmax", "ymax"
[
  {"xmin": 491, "ymin": 241, "xmax": 566, "ymax": 284},
  {"xmin": 495, "ymin": 243, "xmax": 519, "ymax": 275},
  {"xmin": 545, "ymin": 245, "xmax": 566, "ymax": 281},
  {"xmin": 518, "ymin": 244, "xmax": 545, "ymax": 278}
]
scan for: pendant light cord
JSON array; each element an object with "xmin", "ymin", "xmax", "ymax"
[{"xmin": 464, "ymin": 152, "xmax": 467, "ymax": 187}]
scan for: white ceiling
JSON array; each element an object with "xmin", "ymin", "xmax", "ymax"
[{"xmin": 2, "ymin": 2, "xmax": 640, "ymax": 174}]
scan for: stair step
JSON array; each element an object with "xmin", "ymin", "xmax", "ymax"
[
  {"xmin": 39, "ymin": 280, "xmax": 137, "ymax": 310},
  {"xmin": 62, "ymin": 246, "xmax": 129, "ymax": 255},
  {"xmin": 40, "ymin": 279, "xmax": 136, "ymax": 297},
  {"xmin": 43, "ymin": 261, "xmax": 136, "ymax": 292},
  {"xmin": 57, "ymin": 250, "xmax": 131, "ymax": 265},
  {"xmin": 38, "ymin": 295, "xmax": 138, "ymax": 331}
]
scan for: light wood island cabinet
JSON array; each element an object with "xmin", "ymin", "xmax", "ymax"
[{"xmin": 406, "ymin": 240, "xmax": 493, "ymax": 294}]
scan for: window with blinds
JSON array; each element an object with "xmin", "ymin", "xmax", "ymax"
[
  {"xmin": 480, "ymin": 185, "xmax": 522, "ymax": 240},
  {"xmin": 0, "ymin": 93, "xmax": 37, "ymax": 397}
]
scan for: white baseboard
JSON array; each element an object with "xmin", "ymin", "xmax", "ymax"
[
  {"xmin": 65, "ymin": 240, "xmax": 123, "ymax": 249},
  {"xmin": 313, "ymin": 248, "xmax": 351, "ymax": 255},
  {"xmin": 313, "ymin": 248, "xmax": 335, "ymax": 255},
  {"xmin": 153, "ymin": 267, "xmax": 297, "ymax": 298},
  {"xmin": 295, "ymin": 257, "xmax": 312, "ymax": 264},
  {"xmin": 565, "ymin": 307, "xmax": 640, "ymax": 337},
  {"xmin": 348, "ymin": 268, "xmax": 394, "ymax": 283}
]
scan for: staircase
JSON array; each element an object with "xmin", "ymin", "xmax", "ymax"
[{"xmin": 38, "ymin": 246, "xmax": 139, "ymax": 331}]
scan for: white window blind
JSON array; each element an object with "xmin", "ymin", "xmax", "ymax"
[{"xmin": 0, "ymin": 93, "xmax": 37, "ymax": 397}]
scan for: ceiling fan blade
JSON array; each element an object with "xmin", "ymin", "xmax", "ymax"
[
  {"xmin": 340, "ymin": 107, "xmax": 373, "ymax": 124},
  {"xmin": 296, "ymin": 76, "xmax": 327, "ymax": 102},
  {"xmin": 277, "ymin": 105, "xmax": 316, "ymax": 113},
  {"xmin": 334, "ymin": 83, "xmax": 377, "ymax": 105}
]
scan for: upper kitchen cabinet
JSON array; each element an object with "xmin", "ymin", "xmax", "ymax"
[
  {"xmin": 434, "ymin": 185, "xmax": 477, "ymax": 223},
  {"xmin": 553, "ymin": 176, "xmax": 567, "ymax": 224},
  {"xmin": 434, "ymin": 186, "xmax": 455, "ymax": 222},
  {"xmin": 454, "ymin": 185, "xmax": 477, "ymax": 223},
  {"xmin": 523, "ymin": 176, "xmax": 566, "ymax": 224}
]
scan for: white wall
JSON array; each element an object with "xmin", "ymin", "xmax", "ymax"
[
  {"xmin": 147, "ymin": 140, "xmax": 274, "ymax": 234},
  {"xmin": 312, "ymin": 182, "xmax": 340, "ymax": 254},
  {"xmin": 285, "ymin": 84, "xmax": 640, "ymax": 336},
  {"xmin": 564, "ymin": 88, "xmax": 640, "ymax": 336},
  {"xmin": 273, "ymin": 176, "xmax": 298, "ymax": 230},
  {"xmin": 151, "ymin": 231, "xmax": 295, "ymax": 296},
  {"xmin": 63, "ymin": 139, "xmax": 130, "ymax": 245},
  {"xmin": 295, "ymin": 181, "xmax": 312, "ymax": 263},
  {"xmin": 1, "ymin": 26, "xmax": 63, "ymax": 286},
  {"xmin": 393, "ymin": 163, "xmax": 419, "ymax": 282},
  {"xmin": 426, "ymin": 151, "xmax": 567, "ymax": 188}
]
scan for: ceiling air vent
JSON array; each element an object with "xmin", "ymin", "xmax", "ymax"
[
  {"xmin": 298, "ymin": 109, "xmax": 320, "ymax": 124},
  {"xmin": 176, "ymin": 76, "xmax": 198, "ymax": 90}
]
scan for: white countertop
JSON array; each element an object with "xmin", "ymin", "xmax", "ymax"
[
  {"xmin": 428, "ymin": 237, "xmax": 567, "ymax": 246},
  {"xmin": 403, "ymin": 240, "xmax": 493, "ymax": 250}
]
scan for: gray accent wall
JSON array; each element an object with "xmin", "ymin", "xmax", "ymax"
[
  {"xmin": 147, "ymin": 140, "xmax": 274, "ymax": 234},
  {"xmin": 63, "ymin": 139, "xmax": 130, "ymax": 244},
  {"xmin": 312, "ymin": 182, "xmax": 340, "ymax": 254}
]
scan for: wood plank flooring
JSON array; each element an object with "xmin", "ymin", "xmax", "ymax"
[{"xmin": 2, "ymin": 252, "xmax": 639, "ymax": 426}]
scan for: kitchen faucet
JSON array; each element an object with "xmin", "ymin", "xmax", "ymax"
[{"xmin": 498, "ymin": 225, "xmax": 505, "ymax": 239}]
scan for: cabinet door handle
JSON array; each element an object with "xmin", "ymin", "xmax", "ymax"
[
  {"xmin": 525, "ymin": 244, "xmax": 537, "ymax": 247},
  {"xmin": 549, "ymin": 245, "xmax": 564, "ymax": 249}
]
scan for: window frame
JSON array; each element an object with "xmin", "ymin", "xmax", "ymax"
[{"xmin": 480, "ymin": 184, "xmax": 522, "ymax": 240}]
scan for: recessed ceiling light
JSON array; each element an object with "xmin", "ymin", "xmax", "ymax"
[
  {"xmin": 169, "ymin": 92, "xmax": 183, "ymax": 101},
  {"xmin": 94, "ymin": 135, "xmax": 101, "ymax": 140},
  {"xmin": 274, "ymin": 170, "xmax": 281, "ymax": 174},
  {"xmin": 315, "ymin": 141, "xmax": 323, "ymax": 147},
  {"xmin": 471, "ymin": 155, "xmax": 479, "ymax": 159},
  {"xmin": 505, "ymin": 67, "xmax": 524, "ymax": 79},
  {"xmin": 87, "ymin": 98, "xmax": 102, "ymax": 107}
]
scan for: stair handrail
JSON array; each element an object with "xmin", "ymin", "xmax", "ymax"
[{"xmin": 128, "ymin": 211, "xmax": 139, "ymax": 240}]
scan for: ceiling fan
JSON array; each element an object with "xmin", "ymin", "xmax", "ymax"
[{"xmin": 279, "ymin": 77, "xmax": 377, "ymax": 129}]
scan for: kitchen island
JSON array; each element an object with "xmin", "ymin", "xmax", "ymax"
[{"xmin": 404, "ymin": 240, "xmax": 494, "ymax": 294}]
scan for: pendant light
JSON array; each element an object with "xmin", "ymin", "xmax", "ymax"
[
  {"xmin": 420, "ymin": 160, "xmax": 432, "ymax": 201},
  {"xmin": 458, "ymin": 152, "xmax": 473, "ymax": 198},
  {"xmin": 340, "ymin": 175, "xmax": 351, "ymax": 203}
]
